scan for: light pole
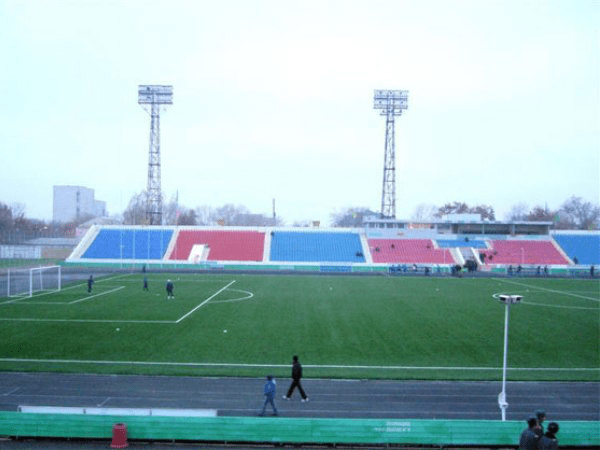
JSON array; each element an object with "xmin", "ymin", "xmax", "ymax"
[
  {"xmin": 373, "ymin": 89, "xmax": 409, "ymax": 219},
  {"xmin": 495, "ymin": 294, "xmax": 522, "ymax": 421}
]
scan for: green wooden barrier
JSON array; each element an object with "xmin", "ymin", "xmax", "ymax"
[{"xmin": 0, "ymin": 412, "xmax": 597, "ymax": 446}]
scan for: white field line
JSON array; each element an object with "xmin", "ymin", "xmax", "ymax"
[
  {"xmin": 0, "ymin": 273, "xmax": 135, "ymax": 304},
  {"xmin": 497, "ymin": 278, "xmax": 600, "ymax": 302},
  {"xmin": 209, "ymin": 289, "xmax": 253, "ymax": 304},
  {"xmin": 0, "ymin": 280, "xmax": 239, "ymax": 324},
  {"xmin": 68, "ymin": 286, "xmax": 126, "ymax": 304},
  {"xmin": 175, "ymin": 280, "xmax": 236, "ymax": 323},
  {"xmin": 520, "ymin": 301, "xmax": 599, "ymax": 310},
  {"xmin": 0, "ymin": 318, "xmax": 174, "ymax": 324},
  {"xmin": 10, "ymin": 286, "xmax": 127, "ymax": 306},
  {"xmin": 0, "ymin": 358, "xmax": 597, "ymax": 372}
]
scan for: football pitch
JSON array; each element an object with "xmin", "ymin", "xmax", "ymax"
[{"xmin": 0, "ymin": 272, "xmax": 598, "ymax": 381}]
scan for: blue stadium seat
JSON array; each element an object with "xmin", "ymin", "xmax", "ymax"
[
  {"xmin": 436, "ymin": 239, "xmax": 487, "ymax": 249},
  {"xmin": 82, "ymin": 229, "xmax": 173, "ymax": 259},
  {"xmin": 553, "ymin": 234, "xmax": 600, "ymax": 265},
  {"xmin": 270, "ymin": 232, "xmax": 365, "ymax": 262}
]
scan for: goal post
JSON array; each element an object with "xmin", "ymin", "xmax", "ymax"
[{"xmin": 7, "ymin": 265, "xmax": 62, "ymax": 297}]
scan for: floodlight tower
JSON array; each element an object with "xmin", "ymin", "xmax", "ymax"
[
  {"xmin": 373, "ymin": 90, "xmax": 408, "ymax": 219},
  {"xmin": 138, "ymin": 85, "xmax": 173, "ymax": 225}
]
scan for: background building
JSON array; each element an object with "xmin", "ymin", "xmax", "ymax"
[{"xmin": 53, "ymin": 185, "xmax": 106, "ymax": 223}]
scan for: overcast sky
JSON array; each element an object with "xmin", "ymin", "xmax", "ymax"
[{"xmin": 1, "ymin": 0, "xmax": 598, "ymax": 225}]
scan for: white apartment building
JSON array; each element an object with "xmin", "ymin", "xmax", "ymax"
[{"xmin": 53, "ymin": 185, "xmax": 106, "ymax": 223}]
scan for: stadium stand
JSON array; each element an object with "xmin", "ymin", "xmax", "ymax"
[
  {"xmin": 479, "ymin": 239, "xmax": 569, "ymax": 265},
  {"xmin": 368, "ymin": 239, "xmax": 454, "ymax": 264},
  {"xmin": 552, "ymin": 233, "xmax": 600, "ymax": 265},
  {"xmin": 169, "ymin": 229, "xmax": 265, "ymax": 261},
  {"xmin": 270, "ymin": 231, "xmax": 365, "ymax": 262},
  {"xmin": 81, "ymin": 228, "xmax": 173, "ymax": 260}
]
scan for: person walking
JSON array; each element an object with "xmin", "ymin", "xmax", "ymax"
[
  {"xmin": 535, "ymin": 409, "xmax": 546, "ymax": 435},
  {"xmin": 87, "ymin": 275, "xmax": 94, "ymax": 293},
  {"xmin": 283, "ymin": 355, "xmax": 308, "ymax": 402},
  {"xmin": 143, "ymin": 276, "xmax": 149, "ymax": 291},
  {"xmin": 166, "ymin": 279, "xmax": 174, "ymax": 299},
  {"xmin": 519, "ymin": 416, "xmax": 541, "ymax": 450},
  {"xmin": 259, "ymin": 375, "xmax": 278, "ymax": 416},
  {"xmin": 538, "ymin": 422, "xmax": 559, "ymax": 450}
]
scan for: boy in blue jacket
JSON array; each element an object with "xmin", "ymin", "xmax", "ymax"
[{"xmin": 259, "ymin": 375, "xmax": 278, "ymax": 416}]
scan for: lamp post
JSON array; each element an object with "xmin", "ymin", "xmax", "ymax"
[{"xmin": 495, "ymin": 294, "xmax": 522, "ymax": 421}]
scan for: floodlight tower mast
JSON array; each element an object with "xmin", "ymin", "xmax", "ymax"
[
  {"xmin": 373, "ymin": 90, "xmax": 408, "ymax": 219},
  {"xmin": 138, "ymin": 85, "xmax": 173, "ymax": 225}
]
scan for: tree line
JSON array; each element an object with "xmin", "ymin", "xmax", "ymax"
[
  {"xmin": 330, "ymin": 196, "xmax": 599, "ymax": 230},
  {"xmin": 0, "ymin": 193, "xmax": 597, "ymax": 244}
]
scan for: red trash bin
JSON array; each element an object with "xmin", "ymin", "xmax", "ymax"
[{"xmin": 111, "ymin": 423, "xmax": 128, "ymax": 448}]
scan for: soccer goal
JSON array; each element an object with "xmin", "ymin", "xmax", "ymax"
[{"xmin": 7, "ymin": 266, "xmax": 62, "ymax": 298}]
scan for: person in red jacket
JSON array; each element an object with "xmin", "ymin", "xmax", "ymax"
[{"xmin": 283, "ymin": 356, "xmax": 309, "ymax": 402}]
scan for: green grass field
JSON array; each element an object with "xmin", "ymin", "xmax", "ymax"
[{"xmin": 0, "ymin": 272, "xmax": 598, "ymax": 381}]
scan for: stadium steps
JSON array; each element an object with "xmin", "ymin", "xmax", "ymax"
[
  {"xmin": 66, "ymin": 225, "xmax": 100, "ymax": 260},
  {"xmin": 450, "ymin": 247, "xmax": 463, "ymax": 265},
  {"xmin": 263, "ymin": 229, "xmax": 272, "ymax": 262},
  {"xmin": 359, "ymin": 232, "xmax": 372, "ymax": 264},
  {"xmin": 551, "ymin": 237, "xmax": 575, "ymax": 265},
  {"xmin": 163, "ymin": 228, "xmax": 181, "ymax": 261}
]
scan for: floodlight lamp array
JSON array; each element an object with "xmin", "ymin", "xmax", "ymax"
[
  {"xmin": 138, "ymin": 85, "xmax": 173, "ymax": 105},
  {"xmin": 498, "ymin": 295, "xmax": 522, "ymax": 304},
  {"xmin": 374, "ymin": 90, "xmax": 408, "ymax": 116}
]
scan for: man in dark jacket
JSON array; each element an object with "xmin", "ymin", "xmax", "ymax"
[
  {"xmin": 166, "ymin": 279, "xmax": 174, "ymax": 299},
  {"xmin": 538, "ymin": 422, "xmax": 559, "ymax": 450},
  {"xmin": 283, "ymin": 355, "xmax": 308, "ymax": 402},
  {"xmin": 519, "ymin": 416, "xmax": 541, "ymax": 450},
  {"xmin": 87, "ymin": 275, "xmax": 94, "ymax": 293}
]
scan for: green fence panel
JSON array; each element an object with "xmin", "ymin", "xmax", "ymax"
[{"xmin": 1, "ymin": 412, "xmax": 598, "ymax": 446}]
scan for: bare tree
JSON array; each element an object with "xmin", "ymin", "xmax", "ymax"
[
  {"xmin": 210, "ymin": 204, "xmax": 250, "ymax": 226},
  {"xmin": 176, "ymin": 209, "xmax": 197, "ymax": 225},
  {"xmin": 434, "ymin": 202, "xmax": 495, "ymax": 220},
  {"xmin": 194, "ymin": 205, "xmax": 214, "ymax": 226},
  {"xmin": 525, "ymin": 205, "xmax": 556, "ymax": 223},
  {"xmin": 411, "ymin": 203, "xmax": 437, "ymax": 221},
  {"xmin": 505, "ymin": 203, "xmax": 529, "ymax": 221},
  {"xmin": 162, "ymin": 193, "xmax": 182, "ymax": 225},
  {"xmin": 435, "ymin": 202, "xmax": 469, "ymax": 218},
  {"xmin": 330, "ymin": 207, "xmax": 376, "ymax": 227},
  {"xmin": 558, "ymin": 196, "xmax": 600, "ymax": 230},
  {"xmin": 122, "ymin": 191, "xmax": 149, "ymax": 225}
]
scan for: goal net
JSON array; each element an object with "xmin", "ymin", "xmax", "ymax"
[{"xmin": 7, "ymin": 266, "xmax": 62, "ymax": 298}]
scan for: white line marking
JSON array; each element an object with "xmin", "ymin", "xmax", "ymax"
[
  {"xmin": 210, "ymin": 289, "xmax": 254, "ymax": 304},
  {"xmin": 0, "ymin": 318, "xmax": 174, "ymax": 324},
  {"xmin": 498, "ymin": 278, "xmax": 600, "ymax": 302},
  {"xmin": 0, "ymin": 281, "xmax": 237, "ymax": 323},
  {"xmin": 0, "ymin": 358, "xmax": 597, "ymax": 371},
  {"xmin": 3, "ymin": 387, "xmax": 20, "ymax": 395},
  {"xmin": 521, "ymin": 301, "xmax": 599, "ymax": 310},
  {"xmin": 69, "ymin": 286, "xmax": 126, "ymax": 304},
  {"xmin": 0, "ymin": 274, "xmax": 134, "ymax": 304},
  {"xmin": 175, "ymin": 280, "xmax": 236, "ymax": 323},
  {"xmin": 97, "ymin": 397, "xmax": 111, "ymax": 407},
  {"xmin": 9, "ymin": 286, "xmax": 128, "ymax": 306}
]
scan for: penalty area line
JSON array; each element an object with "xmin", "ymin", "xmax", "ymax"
[
  {"xmin": 175, "ymin": 280, "xmax": 236, "ymax": 323},
  {"xmin": 69, "ymin": 286, "xmax": 126, "ymax": 304}
]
